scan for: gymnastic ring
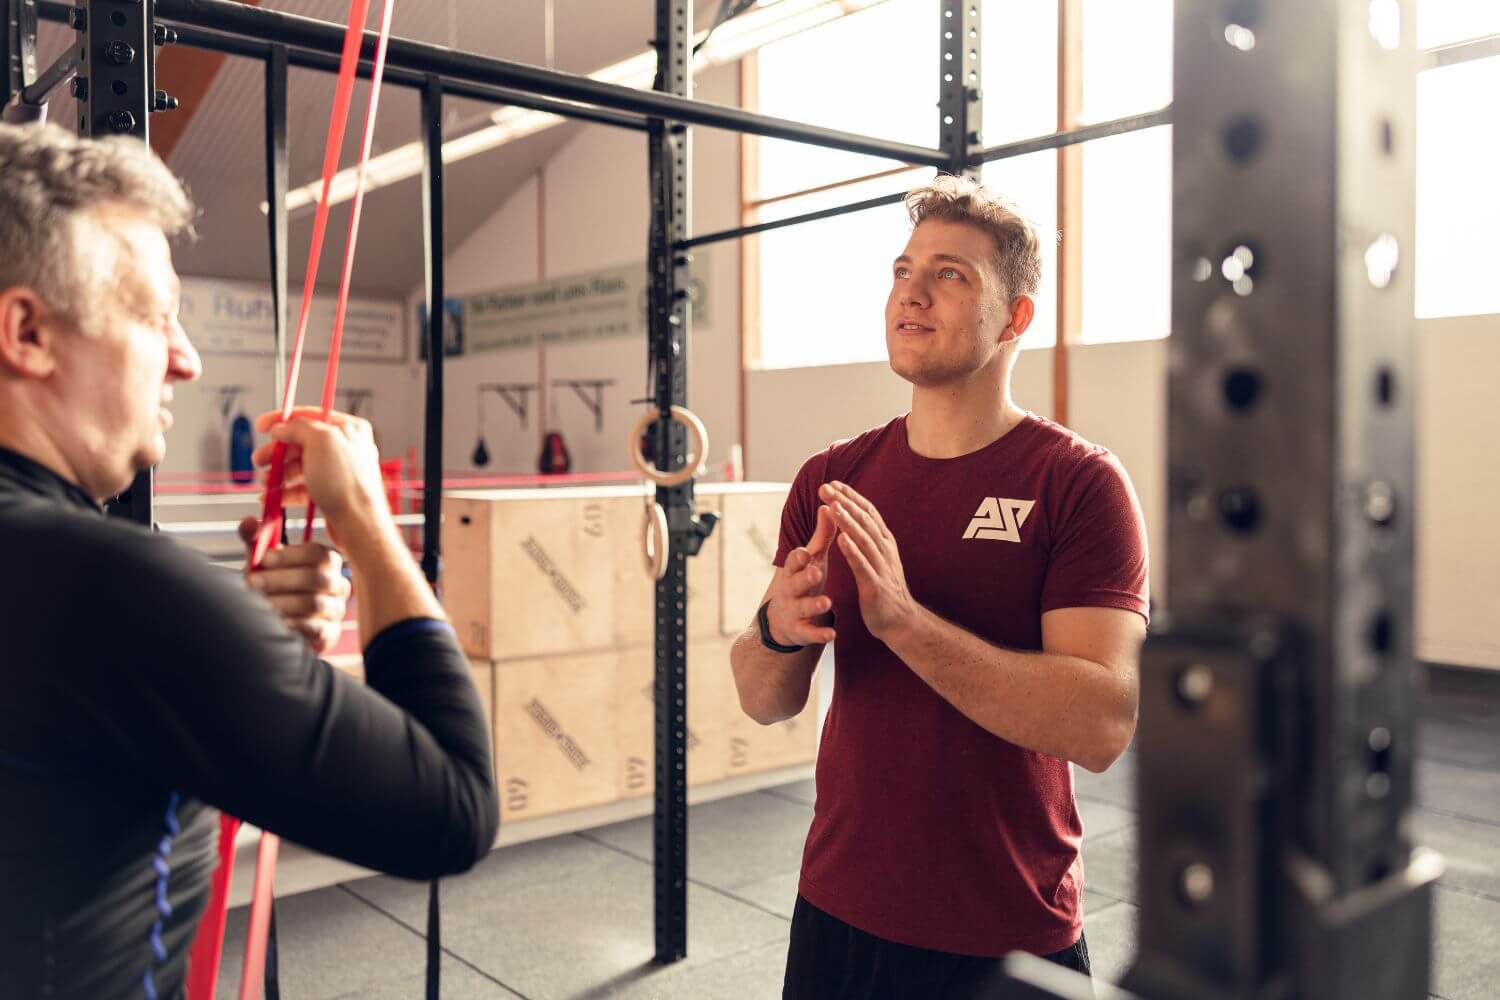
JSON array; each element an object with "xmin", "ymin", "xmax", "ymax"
[
  {"xmin": 642, "ymin": 501, "xmax": 669, "ymax": 581},
  {"xmin": 629, "ymin": 405, "xmax": 709, "ymax": 488}
]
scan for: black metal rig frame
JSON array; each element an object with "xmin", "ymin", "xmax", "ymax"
[{"xmin": 5, "ymin": 0, "xmax": 1442, "ymax": 995}]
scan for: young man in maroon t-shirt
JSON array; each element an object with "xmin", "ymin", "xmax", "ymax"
[{"xmin": 729, "ymin": 176, "xmax": 1149, "ymax": 998}]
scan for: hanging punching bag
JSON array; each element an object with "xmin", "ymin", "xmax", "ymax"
[
  {"xmin": 538, "ymin": 430, "xmax": 571, "ymax": 474},
  {"xmin": 229, "ymin": 412, "xmax": 255, "ymax": 484}
]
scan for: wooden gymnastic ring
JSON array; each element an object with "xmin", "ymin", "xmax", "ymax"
[
  {"xmin": 642, "ymin": 501, "xmax": 669, "ymax": 581},
  {"xmin": 628, "ymin": 405, "xmax": 708, "ymax": 488}
]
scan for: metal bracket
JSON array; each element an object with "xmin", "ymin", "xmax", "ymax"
[
  {"xmin": 337, "ymin": 387, "xmax": 373, "ymax": 419},
  {"xmin": 551, "ymin": 378, "xmax": 616, "ymax": 433},
  {"xmin": 215, "ymin": 384, "xmax": 248, "ymax": 424},
  {"xmin": 478, "ymin": 382, "xmax": 538, "ymax": 430}
]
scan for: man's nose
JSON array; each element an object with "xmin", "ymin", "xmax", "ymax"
[
  {"xmin": 903, "ymin": 277, "xmax": 931, "ymax": 307},
  {"xmin": 167, "ymin": 320, "xmax": 203, "ymax": 382}
]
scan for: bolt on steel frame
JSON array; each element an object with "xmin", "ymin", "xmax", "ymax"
[{"xmin": 7, "ymin": 0, "xmax": 1437, "ymax": 995}]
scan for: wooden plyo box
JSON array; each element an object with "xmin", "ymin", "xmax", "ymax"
[
  {"xmin": 492, "ymin": 650, "xmax": 618, "ymax": 822},
  {"xmin": 725, "ymin": 670, "xmax": 821, "ymax": 777},
  {"xmin": 703, "ymin": 483, "xmax": 791, "ymax": 638},
  {"xmin": 616, "ymin": 640, "xmax": 731, "ymax": 798},
  {"xmin": 442, "ymin": 485, "xmax": 721, "ymax": 662}
]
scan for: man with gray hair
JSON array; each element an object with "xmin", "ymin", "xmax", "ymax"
[
  {"xmin": 730, "ymin": 175, "xmax": 1150, "ymax": 996},
  {"xmin": 0, "ymin": 123, "xmax": 497, "ymax": 998}
]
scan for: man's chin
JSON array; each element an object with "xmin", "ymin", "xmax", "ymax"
[
  {"xmin": 129, "ymin": 438, "xmax": 166, "ymax": 480},
  {"xmin": 888, "ymin": 356, "xmax": 944, "ymax": 387}
]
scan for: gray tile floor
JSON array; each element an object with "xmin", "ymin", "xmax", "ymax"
[{"xmin": 219, "ymin": 670, "xmax": 1500, "ymax": 999}]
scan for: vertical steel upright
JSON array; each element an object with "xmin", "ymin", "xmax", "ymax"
[
  {"xmin": 78, "ymin": 0, "xmax": 155, "ymax": 525},
  {"xmin": 1122, "ymin": 2, "xmax": 1438, "ymax": 998},
  {"xmin": 938, "ymin": 0, "xmax": 982, "ymax": 180},
  {"xmin": 420, "ymin": 75, "xmax": 445, "ymax": 591},
  {"xmin": 265, "ymin": 44, "xmax": 288, "ymax": 408},
  {"xmin": 419, "ymin": 73, "xmax": 447, "ymax": 1000},
  {"xmin": 649, "ymin": 0, "xmax": 693, "ymax": 964}
]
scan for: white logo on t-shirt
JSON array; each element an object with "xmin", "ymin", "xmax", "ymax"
[{"xmin": 963, "ymin": 497, "xmax": 1036, "ymax": 543}]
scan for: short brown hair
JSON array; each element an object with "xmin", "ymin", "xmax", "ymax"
[
  {"xmin": 0, "ymin": 122, "xmax": 194, "ymax": 330},
  {"xmin": 905, "ymin": 175, "xmax": 1043, "ymax": 300}
]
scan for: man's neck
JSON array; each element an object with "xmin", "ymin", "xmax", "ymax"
[
  {"xmin": 0, "ymin": 406, "xmax": 95, "ymax": 500},
  {"xmin": 906, "ymin": 372, "xmax": 1025, "ymax": 460}
]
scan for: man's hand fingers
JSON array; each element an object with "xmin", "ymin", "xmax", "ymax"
[
  {"xmin": 262, "ymin": 542, "xmax": 344, "ymax": 575},
  {"xmin": 838, "ymin": 531, "xmax": 879, "ymax": 586},
  {"xmin": 264, "ymin": 592, "xmax": 346, "ymax": 621},
  {"xmin": 783, "ymin": 561, "xmax": 823, "ymax": 598},
  {"xmin": 806, "ymin": 504, "xmax": 837, "ymax": 555},
  {"xmin": 287, "ymin": 617, "xmax": 341, "ymax": 654},
  {"xmin": 785, "ymin": 548, "xmax": 810, "ymax": 573},
  {"xmin": 252, "ymin": 439, "xmax": 302, "ymax": 468},
  {"xmin": 248, "ymin": 565, "xmax": 350, "ymax": 599},
  {"xmin": 782, "ymin": 621, "xmax": 836, "ymax": 646},
  {"xmin": 790, "ymin": 595, "xmax": 831, "ymax": 619},
  {"xmin": 822, "ymin": 482, "xmax": 891, "ymax": 540},
  {"xmin": 831, "ymin": 501, "xmax": 886, "ymax": 573}
]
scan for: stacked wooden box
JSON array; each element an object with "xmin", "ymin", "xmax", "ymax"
[{"xmin": 439, "ymin": 482, "xmax": 819, "ymax": 824}]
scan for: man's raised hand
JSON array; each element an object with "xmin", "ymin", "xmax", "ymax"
[{"xmin": 764, "ymin": 503, "xmax": 838, "ymax": 647}]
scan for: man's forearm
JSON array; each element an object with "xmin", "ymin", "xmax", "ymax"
[
  {"xmin": 729, "ymin": 626, "xmax": 822, "ymax": 724},
  {"xmin": 340, "ymin": 518, "xmax": 447, "ymax": 648},
  {"xmin": 883, "ymin": 607, "xmax": 1134, "ymax": 772}
]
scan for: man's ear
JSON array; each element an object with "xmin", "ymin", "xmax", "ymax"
[
  {"xmin": 1001, "ymin": 294, "xmax": 1035, "ymax": 343},
  {"xmin": 0, "ymin": 287, "xmax": 60, "ymax": 379}
]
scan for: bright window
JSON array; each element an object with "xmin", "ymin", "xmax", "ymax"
[
  {"xmin": 1080, "ymin": 126, "xmax": 1171, "ymax": 343},
  {"xmin": 980, "ymin": 151, "xmax": 1057, "ymax": 350},
  {"xmin": 980, "ymin": 0, "xmax": 1058, "ymax": 147},
  {"xmin": 1417, "ymin": 0, "xmax": 1500, "ymax": 50},
  {"xmin": 1080, "ymin": 0, "xmax": 1173, "ymax": 125},
  {"xmin": 1416, "ymin": 56, "xmax": 1500, "ymax": 318},
  {"xmin": 756, "ymin": 173, "xmax": 928, "ymax": 371},
  {"xmin": 755, "ymin": 0, "xmax": 938, "ymax": 202},
  {"xmin": 753, "ymin": 0, "xmax": 1059, "ymax": 370}
]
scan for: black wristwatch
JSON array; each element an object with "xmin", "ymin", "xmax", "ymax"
[{"xmin": 757, "ymin": 600, "xmax": 806, "ymax": 653}]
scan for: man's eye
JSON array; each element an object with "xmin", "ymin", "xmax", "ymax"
[
  {"xmin": 940, "ymin": 267, "xmax": 961, "ymax": 280},
  {"xmin": 894, "ymin": 267, "xmax": 909, "ymax": 278}
]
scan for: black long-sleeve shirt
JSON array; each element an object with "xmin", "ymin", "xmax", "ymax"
[{"xmin": 0, "ymin": 447, "xmax": 498, "ymax": 999}]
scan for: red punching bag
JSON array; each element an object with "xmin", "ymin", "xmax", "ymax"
[{"xmin": 538, "ymin": 430, "xmax": 571, "ymax": 474}]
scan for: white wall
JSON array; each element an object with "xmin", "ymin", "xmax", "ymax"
[{"xmin": 744, "ymin": 347, "xmax": 1054, "ymax": 483}]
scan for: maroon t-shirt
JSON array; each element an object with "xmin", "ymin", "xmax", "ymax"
[{"xmin": 774, "ymin": 412, "xmax": 1149, "ymax": 957}]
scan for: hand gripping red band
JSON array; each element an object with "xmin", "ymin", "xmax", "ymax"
[{"xmin": 185, "ymin": 2, "xmax": 396, "ymax": 998}]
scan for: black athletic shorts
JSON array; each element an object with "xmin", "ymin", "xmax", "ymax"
[{"xmin": 784, "ymin": 895, "xmax": 1092, "ymax": 999}]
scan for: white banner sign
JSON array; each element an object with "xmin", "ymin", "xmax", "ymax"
[
  {"xmin": 180, "ymin": 277, "xmax": 406, "ymax": 362},
  {"xmin": 443, "ymin": 252, "xmax": 711, "ymax": 356}
]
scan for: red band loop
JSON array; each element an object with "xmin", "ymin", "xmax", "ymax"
[{"xmin": 186, "ymin": 3, "xmax": 396, "ymax": 998}]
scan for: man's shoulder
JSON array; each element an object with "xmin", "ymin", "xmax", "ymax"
[
  {"xmin": 0, "ymin": 498, "xmax": 220, "ymax": 591},
  {"xmin": 817, "ymin": 416, "xmax": 905, "ymax": 471},
  {"xmin": 1023, "ymin": 415, "xmax": 1125, "ymax": 481}
]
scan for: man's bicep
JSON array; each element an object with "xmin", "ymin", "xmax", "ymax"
[{"xmin": 1041, "ymin": 605, "xmax": 1146, "ymax": 678}]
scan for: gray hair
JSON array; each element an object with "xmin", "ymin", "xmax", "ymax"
[
  {"xmin": 0, "ymin": 122, "xmax": 194, "ymax": 330},
  {"xmin": 906, "ymin": 174, "xmax": 1044, "ymax": 301}
]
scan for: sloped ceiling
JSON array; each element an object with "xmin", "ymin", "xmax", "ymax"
[{"xmin": 39, "ymin": 1, "xmax": 728, "ymax": 297}]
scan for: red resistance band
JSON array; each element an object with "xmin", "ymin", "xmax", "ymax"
[{"xmin": 185, "ymin": 2, "xmax": 397, "ymax": 998}]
